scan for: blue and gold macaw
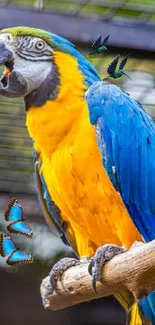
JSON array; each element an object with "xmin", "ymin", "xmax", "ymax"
[{"xmin": 0, "ymin": 26, "xmax": 154, "ymax": 325}]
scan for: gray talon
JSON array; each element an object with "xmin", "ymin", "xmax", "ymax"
[
  {"xmin": 49, "ymin": 257, "xmax": 80, "ymax": 293},
  {"xmin": 50, "ymin": 257, "xmax": 80, "ymax": 287},
  {"xmin": 42, "ymin": 257, "xmax": 80, "ymax": 306},
  {"xmin": 88, "ymin": 257, "xmax": 94, "ymax": 276},
  {"xmin": 42, "ymin": 282, "xmax": 53, "ymax": 308},
  {"xmin": 89, "ymin": 244, "xmax": 126, "ymax": 293}
]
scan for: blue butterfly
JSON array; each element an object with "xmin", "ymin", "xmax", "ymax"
[
  {"xmin": 0, "ymin": 233, "xmax": 33, "ymax": 266},
  {"xmin": 4, "ymin": 198, "xmax": 33, "ymax": 239}
]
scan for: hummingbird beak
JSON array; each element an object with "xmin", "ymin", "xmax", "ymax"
[
  {"xmin": 123, "ymin": 71, "xmax": 133, "ymax": 81},
  {"xmin": 104, "ymin": 46, "xmax": 110, "ymax": 52}
]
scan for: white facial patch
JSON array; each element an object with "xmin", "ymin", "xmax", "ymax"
[
  {"xmin": 0, "ymin": 33, "xmax": 54, "ymax": 94},
  {"xmin": 13, "ymin": 57, "xmax": 52, "ymax": 93}
]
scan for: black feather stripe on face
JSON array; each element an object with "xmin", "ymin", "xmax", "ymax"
[{"xmin": 15, "ymin": 35, "xmax": 53, "ymax": 61}]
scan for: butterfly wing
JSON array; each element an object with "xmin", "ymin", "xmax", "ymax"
[
  {"xmin": 0, "ymin": 234, "xmax": 33, "ymax": 266},
  {"xmin": 0, "ymin": 234, "xmax": 16, "ymax": 257},
  {"xmin": 5, "ymin": 198, "xmax": 23, "ymax": 222},
  {"xmin": 7, "ymin": 250, "xmax": 33, "ymax": 265},
  {"xmin": 7, "ymin": 221, "xmax": 33, "ymax": 239}
]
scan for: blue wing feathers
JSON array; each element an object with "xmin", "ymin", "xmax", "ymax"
[
  {"xmin": 139, "ymin": 293, "xmax": 155, "ymax": 324},
  {"xmin": 148, "ymin": 293, "xmax": 155, "ymax": 319},
  {"xmin": 119, "ymin": 147, "xmax": 130, "ymax": 202},
  {"xmin": 86, "ymin": 82, "xmax": 155, "ymax": 238},
  {"xmin": 86, "ymin": 81, "xmax": 155, "ymax": 323}
]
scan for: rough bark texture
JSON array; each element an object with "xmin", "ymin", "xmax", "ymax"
[{"xmin": 40, "ymin": 240, "xmax": 155, "ymax": 311}]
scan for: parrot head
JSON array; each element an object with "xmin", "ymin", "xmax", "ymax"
[{"xmin": 0, "ymin": 26, "xmax": 99, "ymax": 109}]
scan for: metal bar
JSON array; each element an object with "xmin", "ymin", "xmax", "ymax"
[
  {"xmin": 4, "ymin": 0, "xmax": 155, "ymax": 14},
  {"xmin": 0, "ymin": 6, "xmax": 155, "ymax": 52}
]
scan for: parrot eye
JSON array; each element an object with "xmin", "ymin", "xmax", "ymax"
[{"xmin": 35, "ymin": 40, "xmax": 45, "ymax": 51}]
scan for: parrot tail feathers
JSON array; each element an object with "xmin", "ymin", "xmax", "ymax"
[
  {"xmin": 128, "ymin": 301, "xmax": 150, "ymax": 325},
  {"xmin": 114, "ymin": 292, "xmax": 151, "ymax": 325},
  {"xmin": 139, "ymin": 293, "xmax": 155, "ymax": 325}
]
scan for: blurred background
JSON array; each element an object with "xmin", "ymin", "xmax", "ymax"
[{"xmin": 0, "ymin": 0, "xmax": 155, "ymax": 324}]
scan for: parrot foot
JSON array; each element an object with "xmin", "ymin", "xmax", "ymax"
[
  {"xmin": 42, "ymin": 257, "xmax": 82, "ymax": 307},
  {"xmin": 49, "ymin": 257, "xmax": 81, "ymax": 292},
  {"xmin": 88, "ymin": 244, "xmax": 126, "ymax": 293}
]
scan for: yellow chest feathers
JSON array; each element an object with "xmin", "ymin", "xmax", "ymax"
[
  {"xmin": 26, "ymin": 52, "xmax": 141, "ymax": 256},
  {"xmin": 26, "ymin": 98, "xmax": 141, "ymax": 252}
]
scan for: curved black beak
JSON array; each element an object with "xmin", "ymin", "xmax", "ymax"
[
  {"xmin": 0, "ymin": 70, "xmax": 28, "ymax": 98},
  {"xmin": 0, "ymin": 41, "xmax": 28, "ymax": 98}
]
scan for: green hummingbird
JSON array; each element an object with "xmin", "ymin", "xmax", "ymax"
[
  {"xmin": 107, "ymin": 54, "xmax": 132, "ymax": 79},
  {"xmin": 89, "ymin": 34, "xmax": 110, "ymax": 55}
]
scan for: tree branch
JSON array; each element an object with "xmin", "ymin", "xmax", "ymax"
[{"xmin": 40, "ymin": 240, "xmax": 155, "ymax": 311}]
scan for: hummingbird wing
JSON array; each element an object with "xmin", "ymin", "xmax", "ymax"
[
  {"xmin": 119, "ymin": 54, "xmax": 130, "ymax": 70},
  {"xmin": 103, "ymin": 34, "xmax": 110, "ymax": 45},
  {"xmin": 91, "ymin": 35, "xmax": 102, "ymax": 50},
  {"xmin": 107, "ymin": 55, "xmax": 120, "ymax": 76}
]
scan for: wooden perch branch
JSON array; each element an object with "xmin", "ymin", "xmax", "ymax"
[{"xmin": 40, "ymin": 240, "xmax": 155, "ymax": 311}]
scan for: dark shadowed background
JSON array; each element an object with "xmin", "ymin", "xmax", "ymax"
[{"xmin": 0, "ymin": 1, "xmax": 155, "ymax": 324}]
